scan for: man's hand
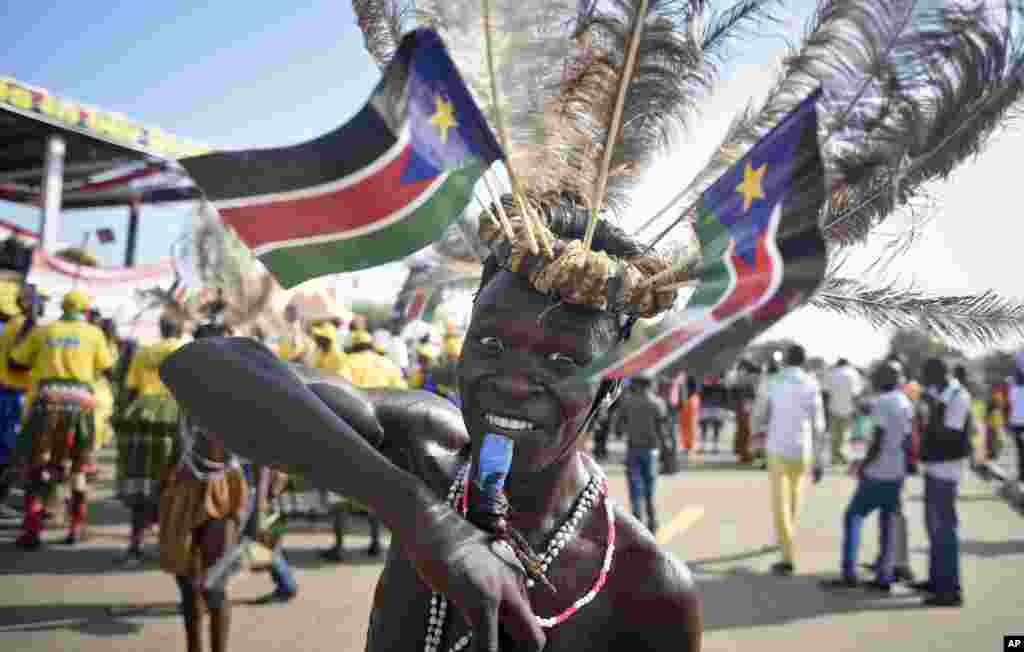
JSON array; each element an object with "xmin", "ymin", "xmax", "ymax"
[{"xmin": 402, "ymin": 504, "xmax": 546, "ymax": 652}]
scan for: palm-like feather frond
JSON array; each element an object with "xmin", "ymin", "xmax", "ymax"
[
  {"xmin": 810, "ymin": 275, "xmax": 1024, "ymax": 346},
  {"xmin": 352, "ymin": 0, "xmax": 417, "ymax": 68},
  {"xmin": 543, "ymin": 0, "xmax": 778, "ymax": 216},
  {"xmin": 645, "ymin": 0, "xmax": 1024, "ymax": 249}
]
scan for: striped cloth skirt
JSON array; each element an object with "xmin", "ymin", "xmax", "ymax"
[
  {"xmin": 114, "ymin": 394, "xmax": 179, "ymax": 508},
  {"xmin": 17, "ymin": 380, "xmax": 96, "ymax": 473}
]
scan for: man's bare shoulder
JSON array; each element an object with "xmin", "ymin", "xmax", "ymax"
[{"xmin": 607, "ymin": 506, "xmax": 701, "ymax": 651}]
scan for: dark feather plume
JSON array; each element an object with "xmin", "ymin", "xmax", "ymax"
[{"xmin": 550, "ymin": 0, "xmax": 778, "ymax": 216}]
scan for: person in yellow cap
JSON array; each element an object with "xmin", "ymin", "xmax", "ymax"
[
  {"xmin": 10, "ymin": 288, "xmax": 114, "ymax": 548},
  {"xmin": 276, "ymin": 304, "xmax": 313, "ymax": 365},
  {"xmin": 409, "ymin": 339, "xmax": 440, "ymax": 391},
  {"xmin": 0, "ymin": 283, "xmax": 35, "ymax": 511},
  {"xmin": 340, "ymin": 329, "xmax": 407, "ymax": 390},
  {"xmin": 311, "ymin": 322, "xmax": 346, "ymax": 376},
  {"xmin": 112, "ymin": 313, "xmax": 186, "ymax": 565},
  {"xmin": 319, "ymin": 323, "xmax": 407, "ymax": 563}
]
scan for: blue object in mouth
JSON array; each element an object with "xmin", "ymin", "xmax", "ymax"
[{"xmin": 477, "ymin": 433, "xmax": 515, "ymax": 498}]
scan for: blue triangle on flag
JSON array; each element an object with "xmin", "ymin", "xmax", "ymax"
[{"xmin": 401, "ymin": 146, "xmax": 443, "ymax": 185}]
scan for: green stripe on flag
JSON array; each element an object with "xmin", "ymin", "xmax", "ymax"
[{"xmin": 258, "ymin": 161, "xmax": 486, "ymax": 288}]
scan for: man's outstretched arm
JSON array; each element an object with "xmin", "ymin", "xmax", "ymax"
[{"xmin": 160, "ymin": 336, "xmax": 546, "ymax": 652}]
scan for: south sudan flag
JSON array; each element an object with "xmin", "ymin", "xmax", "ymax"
[
  {"xmin": 181, "ymin": 29, "xmax": 503, "ymax": 288},
  {"xmin": 588, "ymin": 90, "xmax": 829, "ymax": 380}
]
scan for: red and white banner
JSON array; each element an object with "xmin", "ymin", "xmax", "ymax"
[{"xmin": 28, "ymin": 250, "xmax": 177, "ymax": 343}]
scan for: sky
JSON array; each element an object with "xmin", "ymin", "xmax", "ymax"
[{"xmin": 2, "ymin": 0, "xmax": 1022, "ymax": 365}]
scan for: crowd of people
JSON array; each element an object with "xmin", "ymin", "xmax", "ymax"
[
  {"xmin": 0, "ymin": 283, "xmax": 473, "ymax": 651},
  {"xmin": 586, "ymin": 343, "xmax": 1022, "ymax": 613},
  {"xmin": 2, "ymin": 278, "xmax": 1021, "ymax": 651}
]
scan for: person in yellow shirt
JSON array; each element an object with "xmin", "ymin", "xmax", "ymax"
[
  {"xmin": 276, "ymin": 303, "xmax": 313, "ymax": 365},
  {"xmin": 339, "ymin": 330, "xmax": 407, "ymax": 390},
  {"xmin": 10, "ymin": 289, "xmax": 114, "ymax": 548},
  {"xmin": 319, "ymin": 328, "xmax": 406, "ymax": 563},
  {"xmin": 112, "ymin": 314, "xmax": 186, "ymax": 565},
  {"xmin": 0, "ymin": 284, "xmax": 35, "ymax": 510},
  {"xmin": 441, "ymin": 320, "xmax": 463, "ymax": 362},
  {"xmin": 90, "ymin": 318, "xmax": 121, "ymax": 455},
  {"xmin": 311, "ymin": 322, "xmax": 346, "ymax": 376}
]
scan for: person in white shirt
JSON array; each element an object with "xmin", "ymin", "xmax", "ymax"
[
  {"xmin": 915, "ymin": 357, "xmax": 971, "ymax": 607},
  {"xmin": 824, "ymin": 359, "xmax": 863, "ymax": 465},
  {"xmin": 1005, "ymin": 353, "xmax": 1024, "ymax": 483},
  {"xmin": 820, "ymin": 360, "xmax": 913, "ymax": 593},
  {"xmin": 752, "ymin": 345, "xmax": 826, "ymax": 576}
]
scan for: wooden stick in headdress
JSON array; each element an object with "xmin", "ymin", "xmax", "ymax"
[
  {"xmin": 480, "ymin": 0, "xmax": 548, "ymax": 258},
  {"xmin": 583, "ymin": 0, "xmax": 651, "ymax": 252}
]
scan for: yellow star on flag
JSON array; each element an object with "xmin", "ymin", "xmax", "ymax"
[
  {"xmin": 429, "ymin": 95, "xmax": 459, "ymax": 144},
  {"xmin": 735, "ymin": 161, "xmax": 767, "ymax": 212}
]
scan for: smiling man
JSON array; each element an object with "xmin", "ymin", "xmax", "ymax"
[{"xmin": 160, "ymin": 207, "xmax": 701, "ymax": 652}]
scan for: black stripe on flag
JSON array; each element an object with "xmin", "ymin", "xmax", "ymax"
[{"xmin": 180, "ymin": 40, "xmax": 414, "ymax": 202}]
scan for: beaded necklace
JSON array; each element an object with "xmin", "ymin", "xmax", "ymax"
[{"xmin": 423, "ymin": 461, "xmax": 616, "ymax": 652}]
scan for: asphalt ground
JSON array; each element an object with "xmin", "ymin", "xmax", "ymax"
[{"xmin": 1, "ymin": 429, "xmax": 1021, "ymax": 652}]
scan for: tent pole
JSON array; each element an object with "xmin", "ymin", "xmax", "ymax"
[
  {"xmin": 125, "ymin": 201, "xmax": 140, "ymax": 267},
  {"xmin": 39, "ymin": 135, "xmax": 65, "ymax": 253}
]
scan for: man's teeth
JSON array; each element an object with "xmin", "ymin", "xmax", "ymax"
[{"xmin": 485, "ymin": 413, "xmax": 535, "ymax": 431}]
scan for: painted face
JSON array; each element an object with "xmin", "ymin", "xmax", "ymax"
[{"xmin": 458, "ymin": 270, "xmax": 617, "ymax": 471}]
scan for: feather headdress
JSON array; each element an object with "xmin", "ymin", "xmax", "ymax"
[
  {"xmin": 355, "ymin": 0, "xmax": 776, "ymax": 318},
  {"xmin": 136, "ymin": 202, "xmax": 278, "ymax": 333},
  {"xmin": 357, "ymin": 0, "xmax": 1024, "ymax": 350}
]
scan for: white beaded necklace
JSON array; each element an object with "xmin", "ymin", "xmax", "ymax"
[{"xmin": 423, "ymin": 461, "xmax": 615, "ymax": 652}]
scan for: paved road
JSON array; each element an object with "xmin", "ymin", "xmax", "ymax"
[{"xmin": 1, "ymin": 434, "xmax": 1021, "ymax": 652}]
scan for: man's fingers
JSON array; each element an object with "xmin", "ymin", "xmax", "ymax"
[
  {"xmin": 500, "ymin": 590, "xmax": 546, "ymax": 652},
  {"xmin": 473, "ymin": 606, "xmax": 500, "ymax": 652}
]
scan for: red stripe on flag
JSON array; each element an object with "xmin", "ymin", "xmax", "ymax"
[
  {"xmin": 404, "ymin": 288, "xmax": 428, "ymax": 320},
  {"xmin": 218, "ymin": 145, "xmax": 437, "ymax": 249},
  {"xmin": 604, "ymin": 236, "xmax": 779, "ymax": 379},
  {"xmin": 606, "ymin": 320, "xmax": 712, "ymax": 379},
  {"xmin": 710, "ymin": 237, "xmax": 775, "ymax": 321}
]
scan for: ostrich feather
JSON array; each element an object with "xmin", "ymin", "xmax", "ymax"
[
  {"xmin": 810, "ymin": 275, "xmax": 1024, "ymax": 346},
  {"xmin": 352, "ymin": 1, "xmax": 777, "ymax": 218}
]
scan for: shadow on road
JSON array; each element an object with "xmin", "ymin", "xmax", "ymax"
[
  {"xmin": 688, "ymin": 545, "xmax": 780, "ymax": 568},
  {"xmin": 903, "ymin": 493, "xmax": 1001, "ymax": 503},
  {"xmin": 696, "ymin": 566, "xmax": 928, "ymax": 632},
  {"xmin": 0, "ymin": 603, "xmax": 151, "ymax": 635},
  {"xmin": 278, "ymin": 546, "xmax": 389, "ymax": 568},
  {"xmin": 0, "ymin": 545, "xmax": 155, "ymax": 576},
  {"xmin": 910, "ymin": 539, "xmax": 1024, "ymax": 559},
  {"xmin": 0, "ymin": 596, "xmax": 292, "ymax": 635}
]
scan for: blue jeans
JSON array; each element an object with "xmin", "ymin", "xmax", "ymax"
[
  {"xmin": 243, "ymin": 467, "xmax": 298, "ymax": 596},
  {"xmin": 924, "ymin": 474, "xmax": 961, "ymax": 594},
  {"xmin": 0, "ymin": 388, "xmax": 23, "ymax": 467},
  {"xmin": 626, "ymin": 448, "xmax": 657, "ymax": 527},
  {"xmin": 842, "ymin": 478, "xmax": 903, "ymax": 582}
]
